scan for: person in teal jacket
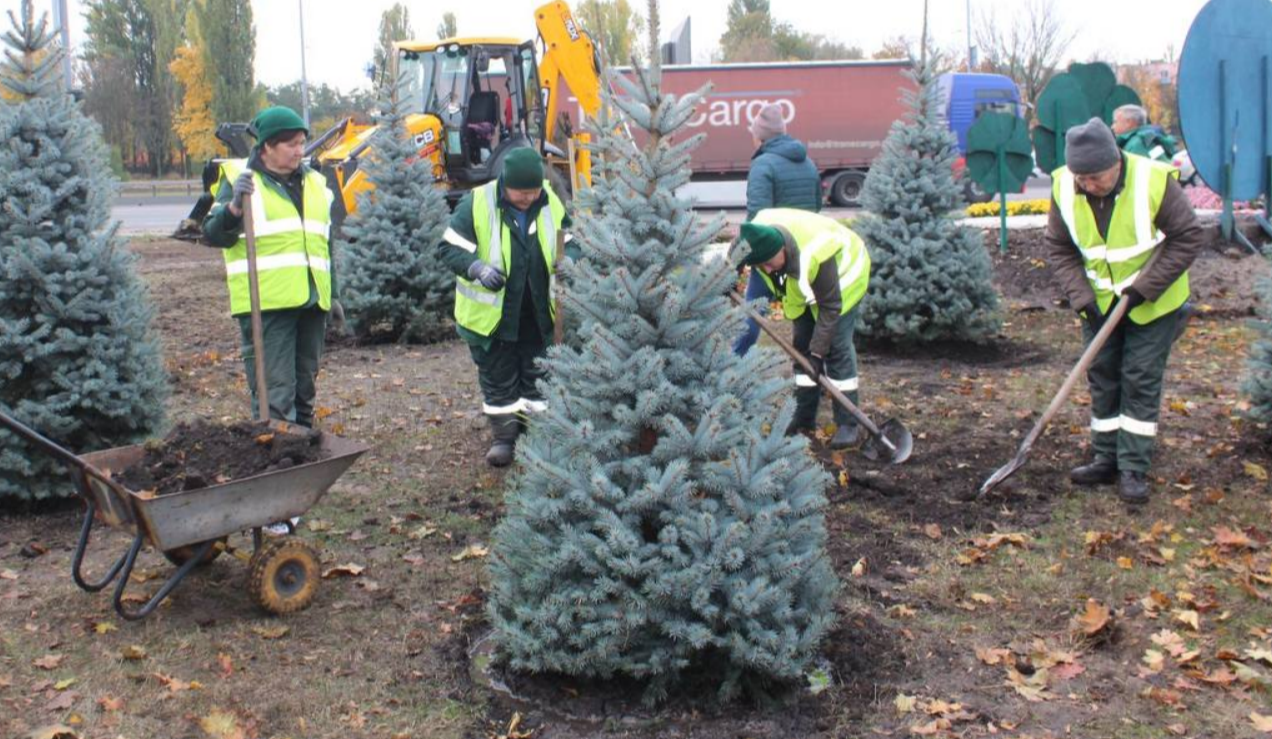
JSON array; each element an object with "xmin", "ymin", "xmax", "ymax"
[
  {"xmin": 1112, "ymin": 104, "xmax": 1178, "ymax": 163},
  {"xmin": 735, "ymin": 102, "xmax": 823, "ymax": 356}
]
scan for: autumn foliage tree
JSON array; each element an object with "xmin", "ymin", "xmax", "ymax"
[{"xmin": 170, "ymin": 6, "xmax": 221, "ymax": 162}]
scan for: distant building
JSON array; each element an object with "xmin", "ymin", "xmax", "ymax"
[{"xmin": 1119, "ymin": 61, "xmax": 1177, "ymax": 86}]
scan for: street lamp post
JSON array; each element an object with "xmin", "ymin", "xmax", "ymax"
[
  {"xmin": 299, "ymin": 0, "xmax": 311, "ymax": 127},
  {"xmin": 51, "ymin": 0, "xmax": 72, "ymax": 90}
]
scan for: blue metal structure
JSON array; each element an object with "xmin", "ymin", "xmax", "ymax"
[
  {"xmin": 1178, "ymin": 0, "xmax": 1272, "ymax": 247},
  {"xmin": 936, "ymin": 72, "xmax": 1023, "ymax": 153}
]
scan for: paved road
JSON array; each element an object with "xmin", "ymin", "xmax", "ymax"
[{"xmin": 111, "ymin": 176, "xmax": 1054, "ymax": 236}]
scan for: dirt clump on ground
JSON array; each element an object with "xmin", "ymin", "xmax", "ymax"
[{"xmin": 116, "ymin": 421, "xmax": 323, "ymax": 495}]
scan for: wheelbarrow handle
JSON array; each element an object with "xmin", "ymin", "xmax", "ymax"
[
  {"xmin": 0, "ymin": 408, "xmax": 111, "ymax": 481},
  {"xmin": 729, "ymin": 291, "xmax": 887, "ymax": 441}
]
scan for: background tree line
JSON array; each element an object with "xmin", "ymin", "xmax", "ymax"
[{"xmin": 62, "ymin": 0, "xmax": 1179, "ymax": 179}]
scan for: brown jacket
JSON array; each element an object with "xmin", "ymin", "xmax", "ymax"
[{"xmin": 1045, "ymin": 154, "xmax": 1205, "ymax": 313}]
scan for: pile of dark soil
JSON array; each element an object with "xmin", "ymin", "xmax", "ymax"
[{"xmin": 116, "ymin": 421, "xmax": 323, "ymax": 495}]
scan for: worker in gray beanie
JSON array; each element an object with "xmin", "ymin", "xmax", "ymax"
[{"xmin": 1043, "ymin": 117, "xmax": 1206, "ymax": 505}]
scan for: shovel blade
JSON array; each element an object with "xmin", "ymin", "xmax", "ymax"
[
  {"xmin": 978, "ymin": 454, "xmax": 1026, "ymax": 498},
  {"xmin": 870, "ymin": 418, "xmax": 913, "ymax": 465}
]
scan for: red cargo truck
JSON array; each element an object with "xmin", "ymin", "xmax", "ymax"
[{"xmin": 560, "ymin": 59, "xmax": 915, "ymax": 206}]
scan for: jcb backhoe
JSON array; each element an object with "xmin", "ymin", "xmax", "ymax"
[{"xmin": 174, "ymin": 0, "xmax": 603, "ymax": 241}]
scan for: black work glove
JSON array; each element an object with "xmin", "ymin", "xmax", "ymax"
[
  {"xmin": 1075, "ymin": 301, "xmax": 1105, "ymax": 334},
  {"xmin": 230, "ymin": 171, "xmax": 255, "ymax": 214},
  {"xmin": 466, "ymin": 260, "xmax": 506, "ymax": 291},
  {"xmin": 807, "ymin": 354, "xmax": 825, "ymax": 381},
  {"xmin": 1121, "ymin": 288, "xmax": 1145, "ymax": 309}
]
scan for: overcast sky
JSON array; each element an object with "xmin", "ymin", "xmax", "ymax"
[{"xmin": 11, "ymin": 0, "xmax": 1209, "ymax": 92}]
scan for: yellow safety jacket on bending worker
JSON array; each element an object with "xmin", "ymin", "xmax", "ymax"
[
  {"xmin": 452, "ymin": 179, "xmax": 568, "ymax": 337},
  {"xmin": 1052, "ymin": 154, "xmax": 1186, "ymax": 325},
  {"xmin": 213, "ymin": 159, "xmax": 333, "ymax": 317},
  {"xmin": 751, "ymin": 208, "xmax": 871, "ymax": 319}
]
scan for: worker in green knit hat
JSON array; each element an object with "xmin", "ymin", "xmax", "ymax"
[
  {"xmin": 200, "ymin": 105, "xmax": 342, "ymax": 534},
  {"xmin": 438, "ymin": 148, "xmax": 580, "ymax": 467},
  {"xmin": 737, "ymin": 210, "xmax": 872, "ymax": 449}
]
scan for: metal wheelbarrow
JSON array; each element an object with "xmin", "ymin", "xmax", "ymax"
[{"xmin": 0, "ymin": 410, "xmax": 368, "ymax": 621}]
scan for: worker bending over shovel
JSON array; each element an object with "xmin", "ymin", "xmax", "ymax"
[
  {"xmin": 1046, "ymin": 118, "xmax": 1204, "ymax": 504},
  {"xmin": 736, "ymin": 209, "xmax": 871, "ymax": 449}
]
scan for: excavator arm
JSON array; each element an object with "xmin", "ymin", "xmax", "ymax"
[{"xmin": 534, "ymin": 1, "xmax": 603, "ymax": 187}]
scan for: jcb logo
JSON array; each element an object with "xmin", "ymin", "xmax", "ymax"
[
  {"xmin": 564, "ymin": 19, "xmax": 579, "ymax": 41},
  {"xmin": 414, "ymin": 130, "xmax": 436, "ymax": 147}
]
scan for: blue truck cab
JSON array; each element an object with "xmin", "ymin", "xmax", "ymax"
[{"xmin": 936, "ymin": 72, "xmax": 1023, "ymax": 154}]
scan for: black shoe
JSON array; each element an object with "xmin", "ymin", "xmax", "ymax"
[
  {"xmin": 485, "ymin": 440, "xmax": 515, "ymax": 467},
  {"xmin": 1118, "ymin": 470, "xmax": 1150, "ymax": 505},
  {"xmin": 829, "ymin": 424, "xmax": 859, "ymax": 450},
  {"xmin": 786, "ymin": 417, "xmax": 816, "ymax": 437},
  {"xmin": 1070, "ymin": 457, "xmax": 1118, "ymax": 486}
]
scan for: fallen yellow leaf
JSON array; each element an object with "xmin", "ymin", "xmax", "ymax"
[
  {"xmin": 1117, "ymin": 556, "xmax": 1134, "ymax": 570},
  {"xmin": 1250, "ymin": 713, "xmax": 1272, "ymax": 733},
  {"xmin": 250, "ymin": 625, "xmax": 290, "ymax": 640},
  {"xmin": 1174, "ymin": 610, "xmax": 1201, "ymax": 632},
  {"xmin": 451, "ymin": 545, "xmax": 489, "ymax": 563},
  {"xmin": 1075, "ymin": 598, "xmax": 1112, "ymax": 637},
  {"xmin": 894, "ymin": 693, "xmax": 917, "ymax": 714},
  {"xmin": 321, "ymin": 563, "xmax": 365, "ymax": 578},
  {"xmin": 1244, "ymin": 462, "xmax": 1268, "ymax": 482},
  {"xmin": 120, "ymin": 645, "xmax": 147, "ymax": 661},
  {"xmin": 199, "ymin": 708, "xmax": 246, "ymax": 739}
]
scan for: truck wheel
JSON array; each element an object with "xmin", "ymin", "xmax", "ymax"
[
  {"xmin": 828, "ymin": 171, "xmax": 866, "ymax": 207},
  {"xmin": 962, "ymin": 178, "xmax": 994, "ymax": 204}
]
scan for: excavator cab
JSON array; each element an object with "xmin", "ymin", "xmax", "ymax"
[{"xmin": 396, "ymin": 38, "xmax": 543, "ymax": 194}]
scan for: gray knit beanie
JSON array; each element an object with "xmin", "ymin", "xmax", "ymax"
[
  {"xmin": 1065, "ymin": 117, "xmax": 1121, "ymax": 174},
  {"xmin": 749, "ymin": 103, "xmax": 787, "ymax": 141}
]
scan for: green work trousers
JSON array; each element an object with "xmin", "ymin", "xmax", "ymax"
[
  {"xmin": 237, "ymin": 306, "xmax": 327, "ymax": 427},
  {"xmin": 1082, "ymin": 307, "xmax": 1184, "ymax": 473},
  {"xmin": 468, "ymin": 334, "xmax": 549, "ymax": 419},
  {"xmin": 790, "ymin": 304, "xmax": 860, "ymax": 430}
]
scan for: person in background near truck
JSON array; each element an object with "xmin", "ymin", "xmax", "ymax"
[
  {"xmin": 1045, "ymin": 118, "xmax": 1204, "ymax": 505},
  {"xmin": 735, "ymin": 210, "xmax": 870, "ymax": 449},
  {"xmin": 438, "ymin": 148, "xmax": 578, "ymax": 468},
  {"xmin": 1111, "ymin": 104, "xmax": 1178, "ymax": 164},
  {"xmin": 733, "ymin": 102, "xmax": 823, "ymax": 356}
]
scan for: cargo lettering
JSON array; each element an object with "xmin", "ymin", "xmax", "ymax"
[{"xmin": 686, "ymin": 98, "xmax": 795, "ymax": 129}]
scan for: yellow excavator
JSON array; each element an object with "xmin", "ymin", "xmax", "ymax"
[{"xmin": 174, "ymin": 0, "xmax": 603, "ymax": 240}]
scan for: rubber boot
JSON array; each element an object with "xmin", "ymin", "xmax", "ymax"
[
  {"xmin": 829, "ymin": 424, "xmax": 859, "ymax": 450},
  {"xmin": 485, "ymin": 414, "xmax": 519, "ymax": 468}
]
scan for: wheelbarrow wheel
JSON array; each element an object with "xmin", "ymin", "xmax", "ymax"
[
  {"xmin": 247, "ymin": 538, "xmax": 320, "ymax": 615},
  {"xmin": 162, "ymin": 537, "xmax": 227, "ymax": 567}
]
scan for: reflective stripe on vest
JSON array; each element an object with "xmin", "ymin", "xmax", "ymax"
[
  {"xmin": 752, "ymin": 208, "xmax": 871, "ymax": 321},
  {"xmin": 453, "ymin": 179, "xmax": 567, "ymax": 337},
  {"xmin": 218, "ymin": 159, "xmax": 334, "ymax": 316},
  {"xmin": 1053, "ymin": 154, "xmax": 1186, "ymax": 325}
]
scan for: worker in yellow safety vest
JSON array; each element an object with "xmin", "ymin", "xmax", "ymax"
[
  {"xmin": 735, "ymin": 209, "xmax": 871, "ymax": 449},
  {"xmin": 438, "ymin": 148, "xmax": 577, "ymax": 467},
  {"xmin": 201, "ymin": 106, "xmax": 343, "ymax": 434},
  {"xmin": 1046, "ymin": 117, "xmax": 1205, "ymax": 505}
]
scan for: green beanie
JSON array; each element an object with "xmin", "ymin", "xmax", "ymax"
[
  {"xmin": 251, "ymin": 106, "xmax": 308, "ymax": 145},
  {"xmin": 738, "ymin": 223, "xmax": 785, "ymax": 265},
  {"xmin": 502, "ymin": 147, "xmax": 545, "ymax": 189}
]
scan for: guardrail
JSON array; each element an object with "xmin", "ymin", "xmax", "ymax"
[{"xmin": 119, "ymin": 180, "xmax": 201, "ymax": 197}]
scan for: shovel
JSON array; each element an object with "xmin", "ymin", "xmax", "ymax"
[
  {"xmin": 730, "ymin": 292, "xmax": 913, "ymax": 464},
  {"xmin": 977, "ymin": 249, "xmax": 1167, "ymax": 498},
  {"xmin": 242, "ymin": 204, "xmax": 270, "ymax": 425}
]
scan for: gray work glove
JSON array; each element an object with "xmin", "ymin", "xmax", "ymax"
[
  {"xmin": 230, "ymin": 171, "xmax": 255, "ymax": 214},
  {"xmin": 467, "ymin": 260, "xmax": 506, "ymax": 291},
  {"xmin": 329, "ymin": 299, "xmax": 347, "ymax": 334}
]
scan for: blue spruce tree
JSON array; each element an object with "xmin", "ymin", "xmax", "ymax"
[
  {"xmin": 1242, "ymin": 271, "xmax": 1272, "ymax": 423},
  {"xmin": 0, "ymin": 1, "xmax": 168, "ymax": 501},
  {"xmin": 486, "ymin": 2, "xmax": 838, "ymax": 703},
  {"xmin": 339, "ymin": 73, "xmax": 452, "ymax": 343},
  {"xmin": 854, "ymin": 58, "xmax": 1001, "ymax": 343}
]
